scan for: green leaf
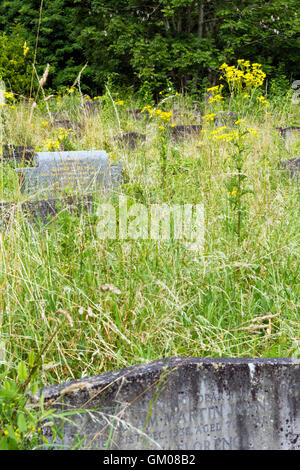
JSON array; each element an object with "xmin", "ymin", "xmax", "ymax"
[
  {"xmin": 0, "ymin": 436, "xmax": 19, "ymax": 450},
  {"xmin": 17, "ymin": 360, "xmax": 28, "ymax": 382},
  {"xmin": 17, "ymin": 413, "xmax": 27, "ymax": 433},
  {"xmin": 28, "ymin": 350, "xmax": 35, "ymax": 368}
]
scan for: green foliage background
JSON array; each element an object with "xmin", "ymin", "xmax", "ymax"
[{"xmin": 0, "ymin": 0, "xmax": 299, "ymax": 96}]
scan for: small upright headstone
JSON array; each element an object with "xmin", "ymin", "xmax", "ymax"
[
  {"xmin": 52, "ymin": 119, "xmax": 82, "ymax": 137},
  {"xmin": 214, "ymin": 111, "xmax": 238, "ymax": 127},
  {"xmin": 17, "ymin": 150, "xmax": 123, "ymax": 196},
  {"xmin": 191, "ymin": 103, "xmax": 203, "ymax": 122},
  {"xmin": 83, "ymin": 101, "xmax": 102, "ymax": 115},
  {"xmin": 168, "ymin": 124, "xmax": 202, "ymax": 141},
  {"xmin": 276, "ymin": 126, "xmax": 300, "ymax": 151},
  {"xmin": 113, "ymin": 131, "xmax": 146, "ymax": 149},
  {"xmin": 201, "ymin": 91, "xmax": 214, "ymax": 105},
  {"xmin": 126, "ymin": 109, "xmax": 151, "ymax": 120}
]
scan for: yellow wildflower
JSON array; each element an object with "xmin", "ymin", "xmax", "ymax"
[
  {"xmin": 203, "ymin": 113, "xmax": 216, "ymax": 121},
  {"xmin": 23, "ymin": 41, "xmax": 29, "ymax": 57}
]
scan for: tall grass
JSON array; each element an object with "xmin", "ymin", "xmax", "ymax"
[{"xmin": 0, "ymin": 88, "xmax": 299, "ymax": 447}]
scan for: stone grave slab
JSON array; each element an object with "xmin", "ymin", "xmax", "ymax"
[
  {"xmin": 113, "ymin": 131, "xmax": 146, "ymax": 149},
  {"xmin": 1, "ymin": 145, "xmax": 35, "ymax": 165},
  {"xmin": 17, "ymin": 150, "xmax": 123, "ymax": 196},
  {"xmin": 38, "ymin": 357, "xmax": 300, "ymax": 450},
  {"xmin": 214, "ymin": 111, "xmax": 238, "ymax": 127},
  {"xmin": 0, "ymin": 195, "xmax": 93, "ymax": 228},
  {"xmin": 168, "ymin": 124, "xmax": 202, "ymax": 141}
]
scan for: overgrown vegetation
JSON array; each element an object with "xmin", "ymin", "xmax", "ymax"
[{"xmin": 0, "ymin": 1, "xmax": 299, "ymax": 449}]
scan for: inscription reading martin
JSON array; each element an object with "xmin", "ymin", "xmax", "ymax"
[{"xmin": 40, "ymin": 358, "xmax": 300, "ymax": 450}]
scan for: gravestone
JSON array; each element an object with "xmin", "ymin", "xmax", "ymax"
[
  {"xmin": 276, "ymin": 127, "xmax": 300, "ymax": 151},
  {"xmin": 52, "ymin": 119, "xmax": 82, "ymax": 138},
  {"xmin": 83, "ymin": 101, "xmax": 102, "ymax": 114},
  {"xmin": 39, "ymin": 357, "xmax": 300, "ymax": 450},
  {"xmin": 168, "ymin": 125, "xmax": 202, "ymax": 141},
  {"xmin": 17, "ymin": 150, "xmax": 123, "ymax": 196},
  {"xmin": 43, "ymin": 112, "xmax": 67, "ymax": 121},
  {"xmin": 191, "ymin": 103, "xmax": 203, "ymax": 123},
  {"xmin": 279, "ymin": 157, "xmax": 300, "ymax": 179},
  {"xmin": 126, "ymin": 109, "xmax": 151, "ymax": 120},
  {"xmin": 201, "ymin": 91, "xmax": 214, "ymax": 105},
  {"xmin": 0, "ymin": 195, "xmax": 93, "ymax": 228},
  {"xmin": 214, "ymin": 111, "xmax": 238, "ymax": 127},
  {"xmin": 113, "ymin": 131, "xmax": 146, "ymax": 149},
  {"xmin": 1, "ymin": 145, "xmax": 35, "ymax": 165}
]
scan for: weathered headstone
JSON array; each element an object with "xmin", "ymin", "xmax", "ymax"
[
  {"xmin": 17, "ymin": 150, "xmax": 123, "ymax": 196},
  {"xmin": 279, "ymin": 157, "xmax": 300, "ymax": 179},
  {"xmin": 191, "ymin": 103, "xmax": 203, "ymax": 122},
  {"xmin": 0, "ymin": 195, "xmax": 93, "ymax": 228},
  {"xmin": 168, "ymin": 124, "xmax": 202, "ymax": 141},
  {"xmin": 126, "ymin": 109, "xmax": 151, "ymax": 120},
  {"xmin": 39, "ymin": 357, "xmax": 300, "ymax": 450},
  {"xmin": 276, "ymin": 126, "xmax": 300, "ymax": 151},
  {"xmin": 214, "ymin": 111, "xmax": 238, "ymax": 127},
  {"xmin": 113, "ymin": 131, "xmax": 146, "ymax": 149},
  {"xmin": 83, "ymin": 100, "xmax": 102, "ymax": 114},
  {"xmin": 52, "ymin": 119, "xmax": 82, "ymax": 138},
  {"xmin": 1, "ymin": 145, "xmax": 35, "ymax": 165}
]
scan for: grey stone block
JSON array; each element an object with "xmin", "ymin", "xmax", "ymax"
[
  {"xmin": 39, "ymin": 357, "xmax": 300, "ymax": 450},
  {"xmin": 17, "ymin": 150, "xmax": 123, "ymax": 197},
  {"xmin": 167, "ymin": 125, "xmax": 202, "ymax": 141},
  {"xmin": 113, "ymin": 132, "xmax": 146, "ymax": 149}
]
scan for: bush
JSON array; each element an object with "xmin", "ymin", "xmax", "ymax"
[{"xmin": 0, "ymin": 30, "xmax": 33, "ymax": 96}]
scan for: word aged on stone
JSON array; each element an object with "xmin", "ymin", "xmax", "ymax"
[{"xmin": 39, "ymin": 357, "xmax": 300, "ymax": 450}]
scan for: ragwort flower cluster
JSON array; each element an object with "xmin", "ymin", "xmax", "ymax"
[{"xmin": 219, "ymin": 60, "xmax": 266, "ymax": 93}]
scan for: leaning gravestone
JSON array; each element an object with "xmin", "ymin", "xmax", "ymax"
[
  {"xmin": 17, "ymin": 150, "xmax": 123, "ymax": 197},
  {"xmin": 0, "ymin": 195, "xmax": 93, "ymax": 228},
  {"xmin": 39, "ymin": 357, "xmax": 300, "ymax": 450}
]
